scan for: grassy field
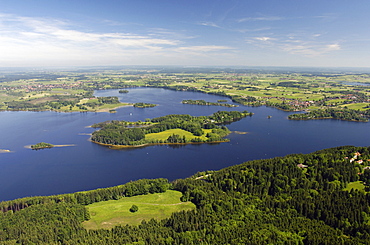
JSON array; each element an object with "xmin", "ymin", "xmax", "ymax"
[
  {"xmin": 343, "ymin": 181, "xmax": 365, "ymax": 192},
  {"xmin": 339, "ymin": 103, "xmax": 370, "ymax": 111},
  {"xmin": 83, "ymin": 190, "xmax": 195, "ymax": 230},
  {"xmin": 145, "ymin": 128, "xmax": 212, "ymax": 142},
  {"xmin": 1, "ymin": 70, "xmax": 369, "ymax": 113}
]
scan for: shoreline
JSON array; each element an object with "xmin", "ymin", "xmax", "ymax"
[
  {"xmin": 232, "ymin": 131, "xmax": 248, "ymax": 135},
  {"xmin": 288, "ymin": 117, "xmax": 368, "ymax": 122},
  {"xmin": 0, "ymin": 149, "xmax": 12, "ymax": 153},
  {"xmin": 93, "ymin": 104, "xmax": 133, "ymax": 113},
  {"xmin": 24, "ymin": 144, "xmax": 76, "ymax": 149},
  {"xmin": 90, "ymin": 139, "xmax": 229, "ymax": 149},
  {"xmin": 53, "ymin": 144, "xmax": 76, "ymax": 147},
  {"xmin": 1, "ymin": 104, "xmax": 132, "ymax": 114}
]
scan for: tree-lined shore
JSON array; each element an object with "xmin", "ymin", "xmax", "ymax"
[{"xmin": 1, "ymin": 146, "xmax": 370, "ymax": 244}]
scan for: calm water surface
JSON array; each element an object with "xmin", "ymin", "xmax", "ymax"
[{"xmin": 0, "ymin": 88, "xmax": 369, "ymax": 201}]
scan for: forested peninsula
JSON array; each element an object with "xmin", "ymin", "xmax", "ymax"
[
  {"xmin": 1, "ymin": 146, "xmax": 370, "ymax": 244},
  {"xmin": 288, "ymin": 108, "xmax": 370, "ymax": 122},
  {"xmin": 182, "ymin": 99, "xmax": 238, "ymax": 107},
  {"xmin": 91, "ymin": 111, "xmax": 252, "ymax": 147}
]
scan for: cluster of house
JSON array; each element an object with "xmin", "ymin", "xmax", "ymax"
[
  {"xmin": 297, "ymin": 152, "xmax": 370, "ymax": 171},
  {"xmin": 347, "ymin": 152, "xmax": 364, "ymax": 164},
  {"xmin": 288, "ymin": 100, "xmax": 315, "ymax": 108},
  {"xmin": 297, "ymin": 163, "xmax": 308, "ymax": 168},
  {"xmin": 326, "ymin": 94, "xmax": 370, "ymax": 104},
  {"xmin": 262, "ymin": 95, "xmax": 316, "ymax": 109},
  {"xmin": 0, "ymin": 81, "xmax": 82, "ymax": 92},
  {"xmin": 345, "ymin": 152, "xmax": 370, "ymax": 172}
]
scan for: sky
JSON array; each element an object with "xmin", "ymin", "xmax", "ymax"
[{"xmin": 0, "ymin": 0, "xmax": 370, "ymax": 68}]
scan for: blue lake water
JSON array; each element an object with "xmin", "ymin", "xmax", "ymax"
[
  {"xmin": 340, "ymin": 81, "xmax": 370, "ymax": 86},
  {"xmin": 0, "ymin": 88, "xmax": 369, "ymax": 201}
]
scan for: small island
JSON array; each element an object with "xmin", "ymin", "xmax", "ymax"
[
  {"xmin": 182, "ymin": 99, "xmax": 238, "ymax": 107},
  {"xmin": 91, "ymin": 111, "xmax": 252, "ymax": 148},
  {"xmin": 118, "ymin": 90, "xmax": 129, "ymax": 93},
  {"xmin": 31, "ymin": 142, "xmax": 54, "ymax": 150},
  {"xmin": 0, "ymin": 149, "xmax": 11, "ymax": 153},
  {"xmin": 133, "ymin": 102, "xmax": 157, "ymax": 108}
]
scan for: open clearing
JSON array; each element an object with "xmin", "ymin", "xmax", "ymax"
[
  {"xmin": 83, "ymin": 190, "xmax": 195, "ymax": 230},
  {"xmin": 145, "ymin": 128, "xmax": 212, "ymax": 142},
  {"xmin": 344, "ymin": 181, "xmax": 365, "ymax": 192}
]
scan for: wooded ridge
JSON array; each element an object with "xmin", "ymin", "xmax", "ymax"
[{"xmin": 1, "ymin": 146, "xmax": 370, "ymax": 244}]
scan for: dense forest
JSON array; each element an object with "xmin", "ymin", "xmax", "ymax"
[
  {"xmin": 288, "ymin": 108, "xmax": 370, "ymax": 122},
  {"xmin": 90, "ymin": 111, "xmax": 252, "ymax": 146},
  {"xmin": 1, "ymin": 146, "xmax": 370, "ymax": 244}
]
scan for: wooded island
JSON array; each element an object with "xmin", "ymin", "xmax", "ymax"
[
  {"xmin": 133, "ymin": 102, "xmax": 157, "ymax": 108},
  {"xmin": 91, "ymin": 111, "xmax": 252, "ymax": 147},
  {"xmin": 30, "ymin": 142, "xmax": 54, "ymax": 150}
]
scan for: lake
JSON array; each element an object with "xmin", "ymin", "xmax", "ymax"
[
  {"xmin": 340, "ymin": 81, "xmax": 370, "ymax": 86},
  {"xmin": 0, "ymin": 88, "xmax": 369, "ymax": 201}
]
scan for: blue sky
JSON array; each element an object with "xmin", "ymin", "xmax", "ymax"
[{"xmin": 0, "ymin": 0, "xmax": 369, "ymax": 68}]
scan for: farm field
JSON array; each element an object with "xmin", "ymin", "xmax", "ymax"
[
  {"xmin": 83, "ymin": 190, "xmax": 195, "ymax": 229},
  {"xmin": 0, "ymin": 68, "xmax": 369, "ymax": 113}
]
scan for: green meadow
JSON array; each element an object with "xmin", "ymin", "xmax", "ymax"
[
  {"xmin": 145, "ymin": 128, "xmax": 212, "ymax": 142},
  {"xmin": 83, "ymin": 190, "xmax": 195, "ymax": 230},
  {"xmin": 344, "ymin": 181, "xmax": 365, "ymax": 192},
  {"xmin": 339, "ymin": 103, "xmax": 370, "ymax": 111}
]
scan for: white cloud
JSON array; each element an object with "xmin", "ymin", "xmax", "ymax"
[
  {"xmin": 254, "ymin": 37, "xmax": 274, "ymax": 41},
  {"xmin": 326, "ymin": 43, "xmax": 341, "ymax": 51},
  {"xmin": 197, "ymin": 21, "xmax": 221, "ymax": 28},
  {"xmin": 0, "ymin": 13, "xmax": 187, "ymax": 66},
  {"xmin": 52, "ymin": 29, "xmax": 102, "ymax": 42},
  {"xmin": 0, "ymin": 13, "xmax": 241, "ymax": 67},
  {"xmin": 176, "ymin": 45, "xmax": 233, "ymax": 52},
  {"xmin": 314, "ymin": 13, "xmax": 338, "ymax": 22},
  {"xmin": 110, "ymin": 37, "xmax": 179, "ymax": 48},
  {"xmin": 246, "ymin": 31, "xmax": 341, "ymax": 57},
  {"xmin": 237, "ymin": 16, "xmax": 283, "ymax": 23},
  {"xmin": 281, "ymin": 42, "xmax": 341, "ymax": 56},
  {"xmin": 236, "ymin": 27, "xmax": 272, "ymax": 33}
]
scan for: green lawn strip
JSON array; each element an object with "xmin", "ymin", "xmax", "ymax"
[
  {"xmin": 306, "ymin": 106, "xmax": 321, "ymax": 110},
  {"xmin": 145, "ymin": 128, "xmax": 212, "ymax": 142},
  {"xmin": 83, "ymin": 190, "xmax": 195, "ymax": 230},
  {"xmin": 339, "ymin": 103, "xmax": 370, "ymax": 111},
  {"xmin": 267, "ymin": 98, "xmax": 282, "ymax": 103},
  {"xmin": 96, "ymin": 102, "xmax": 129, "ymax": 110},
  {"xmin": 343, "ymin": 181, "xmax": 365, "ymax": 192},
  {"xmin": 326, "ymin": 99, "xmax": 347, "ymax": 104},
  {"xmin": 59, "ymin": 102, "xmax": 128, "ymax": 112}
]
